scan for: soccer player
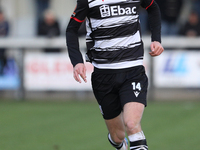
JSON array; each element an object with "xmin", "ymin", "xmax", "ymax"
[{"xmin": 66, "ymin": 0, "xmax": 164, "ymax": 149}]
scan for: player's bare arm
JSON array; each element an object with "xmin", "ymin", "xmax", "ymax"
[
  {"xmin": 73, "ymin": 63, "xmax": 87, "ymax": 83},
  {"xmin": 149, "ymin": 41, "xmax": 164, "ymax": 57}
]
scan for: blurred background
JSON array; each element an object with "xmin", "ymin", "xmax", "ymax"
[
  {"xmin": 0, "ymin": 0, "xmax": 199, "ymax": 101},
  {"xmin": 0, "ymin": 0, "xmax": 200, "ymax": 150}
]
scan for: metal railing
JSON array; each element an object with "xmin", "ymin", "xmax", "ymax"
[{"xmin": 0, "ymin": 36, "xmax": 200, "ymax": 100}]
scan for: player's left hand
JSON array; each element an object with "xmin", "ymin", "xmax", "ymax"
[{"xmin": 149, "ymin": 41, "xmax": 164, "ymax": 57}]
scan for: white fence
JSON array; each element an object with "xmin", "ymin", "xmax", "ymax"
[{"xmin": 1, "ymin": 36, "xmax": 200, "ymax": 49}]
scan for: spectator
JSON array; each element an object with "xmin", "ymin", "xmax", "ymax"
[
  {"xmin": 156, "ymin": 0, "xmax": 183, "ymax": 36},
  {"xmin": 37, "ymin": 9, "xmax": 60, "ymax": 37},
  {"xmin": 37, "ymin": 9, "xmax": 61, "ymax": 52},
  {"xmin": 179, "ymin": 12, "xmax": 200, "ymax": 37},
  {"xmin": 192, "ymin": 0, "xmax": 200, "ymax": 17},
  {"xmin": 0, "ymin": 9, "xmax": 9, "ymax": 75},
  {"xmin": 35, "ymin": 0, "xmax": 50, "ymax": 21}
]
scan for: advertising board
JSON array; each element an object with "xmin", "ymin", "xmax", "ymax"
[
  {"xmin": 0, "ymin": 58, "xmax": 20, "ymax": 90},
  {"xmin": 154, "ymin": 50, "xmax": 200, "ymax": 87},
  {"xmin": 24, "ymin": 52, "xmax": 93, "ymax": 90}
]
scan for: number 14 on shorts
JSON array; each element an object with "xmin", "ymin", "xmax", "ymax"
[{"xmin": 132, "ymin": 82, "xmax": 141, "ymax": 97}]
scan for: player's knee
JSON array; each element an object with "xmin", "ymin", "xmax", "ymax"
[
  {"xmin": 125, "ymin": 121, "xmax": 140, "ymax": 133},
  {"xmin": 111, "ymin": 131, "xmax": 126, "ymax": 144}
]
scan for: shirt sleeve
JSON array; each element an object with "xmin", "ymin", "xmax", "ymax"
[
  {"xmin": 141, "ymin": 0, "xmax": 161, "ymax": 43},
  {"xmin": 66, "ymin": 0, "xmax": 89, "ymax": 67}
]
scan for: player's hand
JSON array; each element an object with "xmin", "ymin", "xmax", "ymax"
[
  {"xmin": 149, "ymin": 41, "xmax": 164, "ymax": 57},
  {"xmin": 73, "ymin": 63, "xmax": 87, "ymax": 83}
]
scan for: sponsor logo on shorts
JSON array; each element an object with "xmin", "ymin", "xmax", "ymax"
[{"xmin": 132, "ymin": 82, "xmax": 141, "ymax": 97}]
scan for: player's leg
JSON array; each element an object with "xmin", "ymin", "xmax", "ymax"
[
  {"xmin": 91, "ymin": 71, "xmax": 129, "ymax": 150},
  {"xmin": 105, "ymin": 113, "xmax": 128, "ymax": 150},
  {"xmin": 123, "ymin": 102, "xmax": 148, "ymax": 150},
  {"xmin": 119, "ymin": 66, "xmax": 149, "ymax": 149}
]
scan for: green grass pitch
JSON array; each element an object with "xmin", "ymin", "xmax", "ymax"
[{"xmin": 0, "ymin": 100, "xmax": 200, "ymax": 150}]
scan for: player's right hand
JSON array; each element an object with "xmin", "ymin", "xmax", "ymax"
[{"xmin": 73, "ymin": 63, "xmax": 87, "ymax": 83}]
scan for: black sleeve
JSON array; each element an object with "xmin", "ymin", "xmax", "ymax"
[
  {"xmin": 141, "ymin": 0, "xmax": 161, "ymax": 43},
  {"xmin": 66, "ymin": 0, "xmax": 89, "ymax": 67}
]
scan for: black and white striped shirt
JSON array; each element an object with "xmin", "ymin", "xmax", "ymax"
[{"xmin": 66, "ymin": 0, "xmax": 161, "ymax": 70}]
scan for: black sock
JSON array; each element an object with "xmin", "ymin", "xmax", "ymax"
[
  {"xmin": 108, "ymin": 133, "xmax": 123, "ymax": 149},
  {"xmin": 129, "ymin": 139, "xmax": 148, "ymax": 150}
]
